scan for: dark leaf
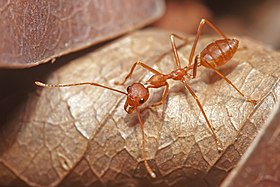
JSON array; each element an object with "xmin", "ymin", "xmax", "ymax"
[
  {"xmin": 0, "ymin": 0, "xmax": 164, "ymax": 68},
  {"xmin": 221, "ymin": 102, "xmax": 280, "ymax": 187}
]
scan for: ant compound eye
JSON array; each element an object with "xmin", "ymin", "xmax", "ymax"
[
  {"xmin": 127, "ymin": 86, "xmax": 131, "ymax": 92},
  {"xmin": 139, "ymin": 98, "xmax": 145, "ymax": 104}
]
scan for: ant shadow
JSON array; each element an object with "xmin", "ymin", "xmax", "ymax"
[{"xmin": 200, "ymin": 62, "xmax": 238, "ymax": 85}]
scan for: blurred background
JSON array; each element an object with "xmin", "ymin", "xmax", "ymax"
[
  {"xmin": 153, "ymin": 0, "xmax": 280, "ymax": 49},
  {"xmin": 0, "ymin": 1, "xmax": 279, "ymax": 186}
]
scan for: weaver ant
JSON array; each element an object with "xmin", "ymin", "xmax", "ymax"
[{"xmin": 35, "ymin": 18, "xmax": 257, "ymax": 178}]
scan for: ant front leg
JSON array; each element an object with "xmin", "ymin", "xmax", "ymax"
[
  {"xmin": 170, "ymin": 34, "xmax": 189, "ymax": 68},
  {"xmin": 115, "ymin": 61, "xmax": 161, "ymax": 85},
  {"xmin": 141, "ymin": 83, "xmax": 169, "ymax": 112},
  {"xmin": 151, "ymin": 83, "xmax": 169, "ymax": 107},
  {"xmin": 189, "ymin": 18, "xmax": 228, "ymax": 67}
]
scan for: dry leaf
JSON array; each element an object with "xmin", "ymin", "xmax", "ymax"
[
  {"xmin": 221, "ymin": 102, "xmax": 280, "ymax": 187},
  {"xmin": 0, "ymin": 29, "xmax": 279, "ymax": 187},
  {"xmin": 0, "ymin": 0, "xmax": 164, "ymax": 68}
]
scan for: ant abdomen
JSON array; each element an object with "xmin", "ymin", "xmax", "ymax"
[{"xmin": 200, "ymin": 39, "xmax": 239, "ymax": 68}]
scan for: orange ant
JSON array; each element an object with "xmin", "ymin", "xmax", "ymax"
[{"xmin": 35, "ymin": 18, "xmax": 257, "ymax": 178}]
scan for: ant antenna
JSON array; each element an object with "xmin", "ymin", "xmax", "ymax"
[{"xmin": 35, "ymin": 81, "xmax": 127, "ymax": 95}]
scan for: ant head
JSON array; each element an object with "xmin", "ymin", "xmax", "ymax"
[{"xmin": 125, "ymin": 83, "xmax": 149, "ymax": 113}]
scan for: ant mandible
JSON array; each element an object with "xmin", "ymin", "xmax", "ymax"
[{"xmin": 35, "ymin": 18, "xmax": 257, "ymax": 179}]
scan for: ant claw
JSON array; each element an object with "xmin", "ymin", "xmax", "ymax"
[
  {"xmin": 245, "ymin": 98, "xmax": 257, "ymax": 105},
  {"xmin": 114, "ymin": 81, "xmax": 124, "ymax": 86},
  {"xmin": 217, "ymin": 146, "xmax": 223, "ymax": 153},
  {"xmin": 216, "ymin": 140, "xmax": 223, "ymax": 153},
  {"xmin": 150, "ymin": 171, "xmax": 156, "ymax": 178}
]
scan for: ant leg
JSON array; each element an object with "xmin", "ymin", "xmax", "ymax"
[
  {"xmin": 189, "ymin": 18, "xmax": 228, "ymax": 67},
  {"xmin": 151, "ymin": 83, "xmax": 169, "ymax": 107},
  {"xmin": 187, "ymin": 56, "xmax": 199, "ymax": 79},
  {"xmin": 203, "ymin": 19, "xmax": 228, "ymax": 39},
  {"xmin": 170, "ymin": 34, "xmax": 189, "ymax": 68},
  {"xmin": 204, "ymin": 62, "xmax": 257, "ymax": 105},
  {"xmin": 152, "ymin": 36, "xmax": 190, "ymax": 67},
  {"xmin": 192, "ymin": 58, "xmax": 198, "ymax": 78},
  {"xmin": 181, "ymin": 79, "xmax": 223, "ymax": 152},
  {"xmin": 141, "ymin": 83, "xmax": 169, "ymax": 112},
  {"xmin": 115, "ymin": 61, "xmax": 160, "ymax": 85},
  {"xmin": 135, "ymin": 108, "xmax": 156, "ymax": 178}
]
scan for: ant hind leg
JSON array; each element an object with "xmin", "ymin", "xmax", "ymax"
[{"xmin": 203, "ymin": 61, "xmax": 257, "ymax": 105}]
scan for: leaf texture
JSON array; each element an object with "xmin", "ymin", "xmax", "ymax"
[{"xmin": 0, "ymin": 29, "xmax": 279, "ymax": 187}]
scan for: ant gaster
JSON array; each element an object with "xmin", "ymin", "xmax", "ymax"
[{"xmin": 35, "ymin": 18, "xmax": 257, "ymax": 178}]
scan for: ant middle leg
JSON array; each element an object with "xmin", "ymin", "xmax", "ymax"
[
  {"xmin": 185, "ymin": 56, "xmax": 199, "ymax": 79},
  {"xmin": 170, "ymin": 34, "xmax": 189, "ymax": 68},
  {"xmin": 189, "ymin": 18, "xmax": 228, "ymax": 67},
  {"xmin": 181, "ymin": 79, "xmax": 223, "ymax": 152},
  {"xmin": 204, "ymin": 62, "xmax": 257, "ymax": 105},
  {"xmin": 115, "ymin": 61, "xmax": 160, "ymax": 85}
]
